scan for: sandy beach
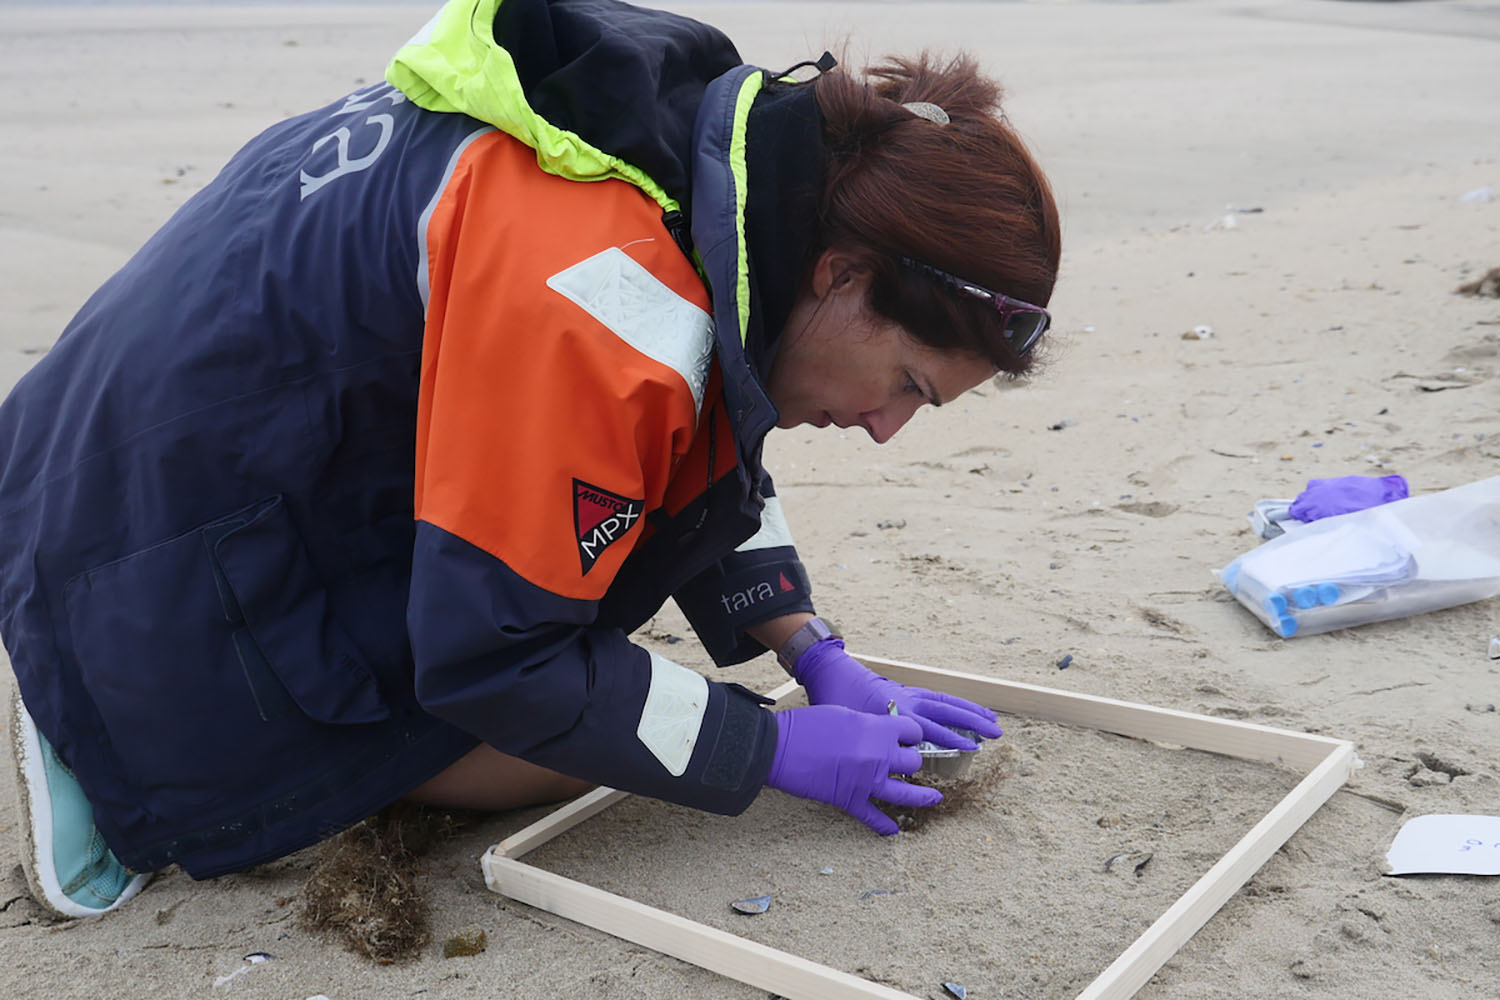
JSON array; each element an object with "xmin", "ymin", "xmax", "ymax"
[{"xmin": 3, "ymin": 1, "xmax": 1499, "ymax": 997}]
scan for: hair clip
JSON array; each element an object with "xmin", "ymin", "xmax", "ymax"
[{"xmin": 901, "ymin": 101, "xmax": 950, "ymax": 125}]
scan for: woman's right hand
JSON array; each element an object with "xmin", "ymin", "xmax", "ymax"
[{"xmin": 763, "ymin": 705, "xmax": 941, "ymax": 835}]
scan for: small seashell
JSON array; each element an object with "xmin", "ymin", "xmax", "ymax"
[
  {"xmin": 943, "ymin": 983, "xmax": 968, "ymax": 999},
  {"xmin": 731, "ymin": 895, "xmax": 772, "ymax": 915},
  {"xmin": 213, "ymin": 954, "xmax": 273, "ymax": 988},
  {"xmin": 819, "ymin": 866, "xmax": 835, "ymax": 876},
  {"xmin": 1105, "ymin": 851, "xmax": 1154, "ymax": 877},
  {"xmin": 1489, "ymin": 636, "xmax": 1500, "ymax": 660}
]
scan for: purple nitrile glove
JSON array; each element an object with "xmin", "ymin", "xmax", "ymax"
[
  {"xmin": 764, "ymin": 705, "xmax": 940, "ymax": 835},
  {"xmin": 1288, "ymin": 474, "xmax": 1409, "ymax": 522},
  {"xmin": 793, "ymin": 638, "xmax": 1002, "ymax": 751}
]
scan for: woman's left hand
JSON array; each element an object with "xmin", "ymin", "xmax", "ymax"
[{"xmin": 791, "ymin": 638, "xmax": 1003, "ymax": 750}]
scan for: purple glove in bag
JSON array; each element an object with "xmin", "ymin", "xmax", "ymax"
[{"xmin": 1288, "ymin": 474, "xmax": 1408, "ymax": 522}]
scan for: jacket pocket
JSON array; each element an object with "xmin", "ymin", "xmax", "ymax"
[
  {"xmin": 209, "ymin": 495, "xmax": 389, "ymax": 725},
  {"xmin": 65, "ymin": 495, "xmax": 390, "ymax": 790}
]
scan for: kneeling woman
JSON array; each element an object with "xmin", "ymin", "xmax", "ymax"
[{"xmin": 0, "ymin": 0, "xmax": 1058, "ymax": 917}]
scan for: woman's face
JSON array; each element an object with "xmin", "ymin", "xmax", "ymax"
[{"xmin": 766, "ymin": 251, "xmax": 996, "ymax": 444}]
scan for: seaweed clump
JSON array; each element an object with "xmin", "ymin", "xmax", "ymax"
[
  {"xmin": 298, "ymin": 803, "xmax": 467, "ymax": 963},
  {"xmin": 890, "ymin": 740, "xmax": 1019, "ymax": 833}
]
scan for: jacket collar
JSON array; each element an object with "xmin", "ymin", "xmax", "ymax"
[
  {"xmin": 690, "ymin": 70, "xmax": 826, "ymax": 468},
  {"xmin": 741, "ymin": 81, "xmax": 824, "ymax": 382}
]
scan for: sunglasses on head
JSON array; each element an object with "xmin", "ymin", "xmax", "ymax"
[{"xmin": 898, "ymin": 256, "xmax": 1051, "ymax": 358}]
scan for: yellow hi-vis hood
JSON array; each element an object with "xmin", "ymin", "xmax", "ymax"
[{"xmin": 385, "ymin": 0, "xmax": 676, "ymax": 212}]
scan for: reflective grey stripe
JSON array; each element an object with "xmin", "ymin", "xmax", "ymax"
[
  {"xmin": 547, "ymin": 247, "xmax": 714, "ymax": 415},
  {"xmin": 736, "ymin": 495, "xmax": 794, "ymax": 552},
  {"xmin": 636, "ymin": 652, "xmax": 709, "ymax": 776},
  {"xmin": 415, "ymin": 126, "xmax": 496, "ymax": 313}
]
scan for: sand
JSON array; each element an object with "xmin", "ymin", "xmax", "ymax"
[{"xmin": 2, "ymin": 1, "xmax": 1498, "ymax": 997}]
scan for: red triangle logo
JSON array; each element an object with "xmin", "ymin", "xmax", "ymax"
[{"xmin": 778, "ymin": 572, "xmax": 795, "ymax": 593}]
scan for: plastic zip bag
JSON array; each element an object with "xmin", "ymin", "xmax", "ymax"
[{"xmin": 1217, "ymin": 475, "xmax": 1500, "ymax": 637}]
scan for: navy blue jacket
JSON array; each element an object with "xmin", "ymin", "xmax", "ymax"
[{"xmin": 0, "ymin": 0, "xmax": 824, "ymax": 877}]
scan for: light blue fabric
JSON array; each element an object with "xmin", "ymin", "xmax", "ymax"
[{"xmin": 34, "ymin": 726, "xmax": 140, "ymax": 912}]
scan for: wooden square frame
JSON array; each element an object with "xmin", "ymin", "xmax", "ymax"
[{"xmin": 482, "ymin": 655, "xmax": 1359, "ymax": 1000}]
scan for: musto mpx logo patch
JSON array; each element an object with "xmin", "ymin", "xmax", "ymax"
[{"xmin": 573, "ymin": 479, "xmax": 644, "ymax": 574}]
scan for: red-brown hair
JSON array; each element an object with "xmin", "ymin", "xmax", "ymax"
[{"xmin": 813, "ymin": 53, "xmax": 1061, "ymax": 374}]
